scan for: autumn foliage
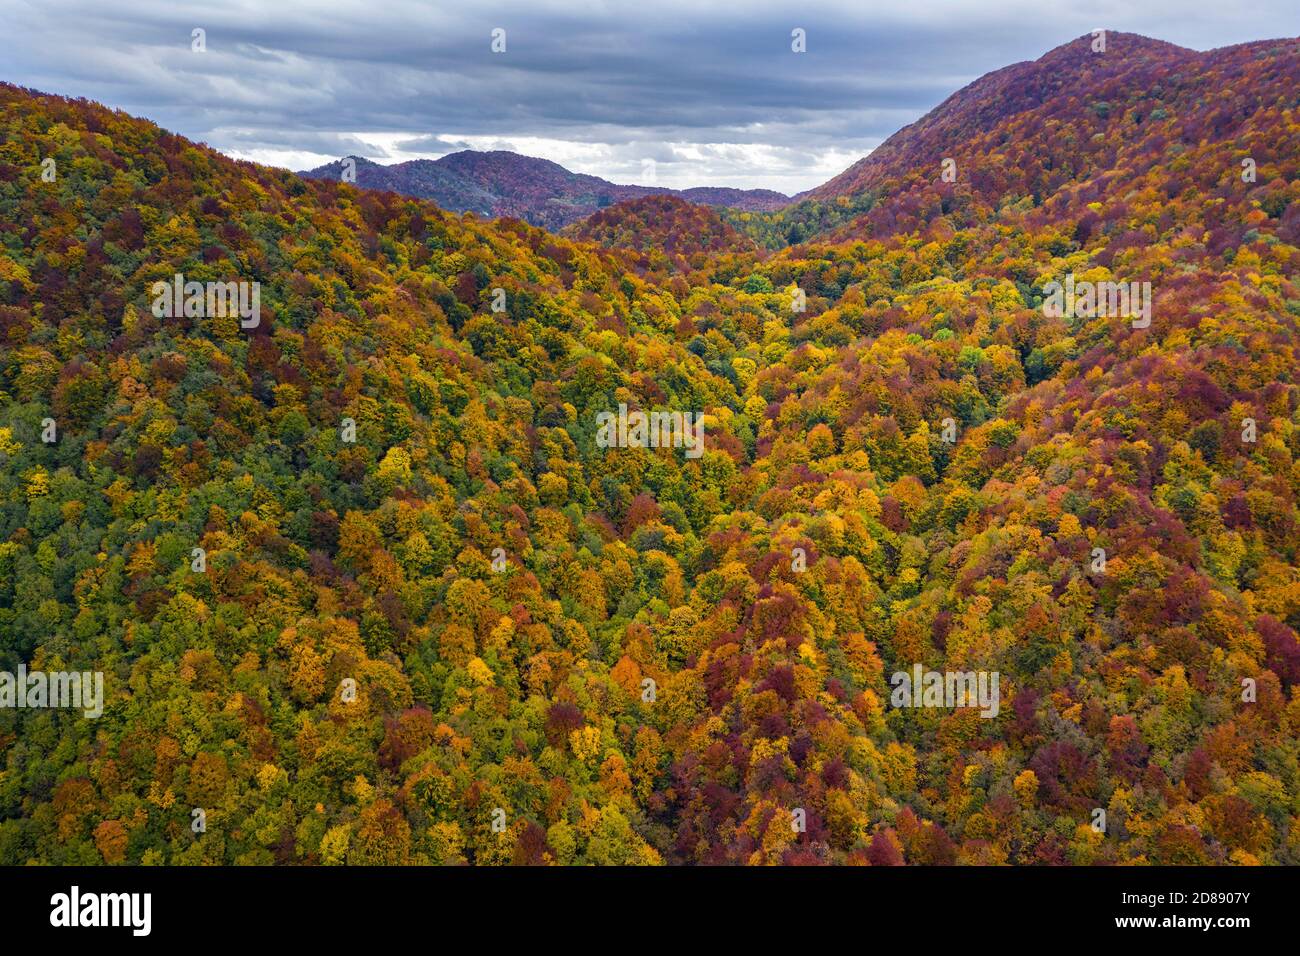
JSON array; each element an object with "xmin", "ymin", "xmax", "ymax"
[{"xmin": 0, "ymin": 30, "xmax": 1299, "ymax": 866}]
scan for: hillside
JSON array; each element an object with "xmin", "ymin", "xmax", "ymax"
[
  {"xmin": 301, "ymin": 150, "xmax": 791, "ymax": 231},
  {"xmin": 1, "ymin": 25, "xmax": 1300, "ymax": 869},
  {"xmin": 803, "ymin": 33, "xmax": 1193, "ymax": 203},
  {"xmin": 562, "ymin": 194, "xmax": 758, "ymax": 262},
  {"xmin": 728, "ymin": 32, "xmax": 1300, "ymax": 247}
]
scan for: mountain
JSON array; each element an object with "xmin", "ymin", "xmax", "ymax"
[
  {"xmin": 300, "ymin": 150, "xmax": 792, "ymax": 230},
  {"xmin": 2, "ymin": 28, "xmax": 1300, "ymax": 869},
  {"xmin": 804, "ymin": 33, "xmax": 1193, "ymax": 203},
  {"xmin": 306, "ymin": 155, "xmax": 500, "ymax": 218},
  {"xmin": 728, "ymin": 32, "xmax": 1300, "ymax": 247}
]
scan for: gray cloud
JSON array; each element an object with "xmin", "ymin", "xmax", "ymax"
[{"xmin": 1, "ymin": 0, "xmax": 1296, "ymax": 191}]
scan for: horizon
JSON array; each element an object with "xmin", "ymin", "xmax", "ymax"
[
  {"xmin": 300, "ymin": 150, "xmax": 806, "ymax": 197},
  {"xmin": 2, "ymin": 1, "xmax": 1297, "ymax": 192}
]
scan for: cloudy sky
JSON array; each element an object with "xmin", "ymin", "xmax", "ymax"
[{"xmin": 2, "ymin": 1, "xmax": 1297, "ymax": 193}]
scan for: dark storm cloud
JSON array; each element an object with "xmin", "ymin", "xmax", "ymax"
[{"xmin": 1, "ymin": 0, "xmax": 1296, "ymax": 190}]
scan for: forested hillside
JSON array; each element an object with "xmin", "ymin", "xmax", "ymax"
[
  {"xmin": 728, "ymin": 33, "xmax": 1300, "ymax": 249},
  {"xmin": 1, "ymin": 28, "xmax": 1299, "ymax": 866},
  {"xmin": 562, "ymin": 194, "xmax": 757, "ymax": 261}
]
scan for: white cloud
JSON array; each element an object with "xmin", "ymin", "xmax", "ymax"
[{"xmin": 2, "ymin": 0, "xmax": 1296, "ymax": 192}]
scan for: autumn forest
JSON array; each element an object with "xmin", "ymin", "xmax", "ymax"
[{"xmin": 0, "ymin": 29, "xmax": 1298, "ymax": 868}]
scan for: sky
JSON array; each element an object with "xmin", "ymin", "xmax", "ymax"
[{"xmin": 1, "ymin": 1, "xmax": 1297, "ymax": 194}]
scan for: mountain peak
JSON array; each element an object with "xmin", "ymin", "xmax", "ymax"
[
  {"xmin": 1047, "ymin": 30, "xmax": 1193, "ymax": 56},
  {"xmin": 801, "ymin": 31, "xmax": 1287, "ymax": 212}
]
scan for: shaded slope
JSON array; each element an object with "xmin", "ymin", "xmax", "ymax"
[{"xmin": 301, "ymin": 150, "xmax": 791, "ymax": 230}]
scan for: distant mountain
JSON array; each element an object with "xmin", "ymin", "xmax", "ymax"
[
  {"xmin": 307, "ymin": 155, "xmax": 499, "ymax": 218},
  {"xmin": 300, "ymin": 150, "xmax": 791, "ymax": 230}
]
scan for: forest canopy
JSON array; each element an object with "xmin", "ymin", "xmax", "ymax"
[{"xmin": 1, "ymin": 30, "xmax": 1299, "ymax": 867}]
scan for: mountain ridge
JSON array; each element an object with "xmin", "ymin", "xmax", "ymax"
[
  {"xmin": 721, "ymin": 31, "xmax": 1300, "ymax": 247},
  {"xmin": 299, "ymin": 149, "xmax": 793, "ymax": 231}
]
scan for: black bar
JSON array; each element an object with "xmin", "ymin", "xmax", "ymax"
[{"xmin": 0, "ymin": 864, "xmax": 1284, "ymax": 943}]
